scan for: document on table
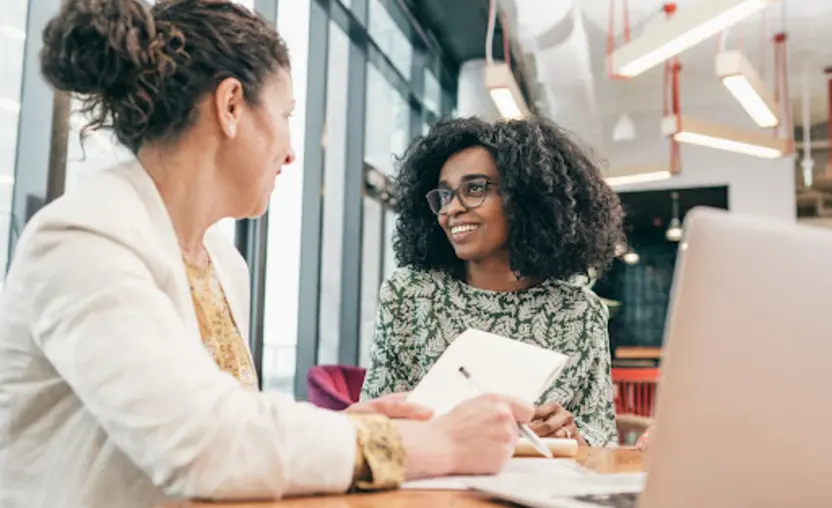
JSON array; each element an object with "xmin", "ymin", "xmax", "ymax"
[
  {"xmin": 465, "ymin": 471, "xmax": 646, "ymax": 508},
  {"xmin": 406, "ymin": 329, "xmax": 570, "ymax": 415},
  {"xmin": 401, "ymin": 458, "xmax": 593, "ymax": 491}
]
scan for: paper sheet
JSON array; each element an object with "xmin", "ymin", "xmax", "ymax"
[
  {"xmin": 406, "ymin": 329, "xmax": 569, "ymax": 415},
  {"xmin": 402, "ymin": 458, "xmax": 593, "ymax": 491},
  {"xmin": 465, "ymin": 472, "xmax": 647, "ymax": 508}
]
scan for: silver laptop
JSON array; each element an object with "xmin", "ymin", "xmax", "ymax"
[{"xmin": 469, "ymin": 207, "xmax": 832, "ymax": 508}]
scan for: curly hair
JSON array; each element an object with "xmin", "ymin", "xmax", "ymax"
[
  {"xmin": 40, "ymin": 0, "xmax": 290, "ymax": 153},
  {"xmin": 393, "ymin": 116, "xmax": 625, "ymax": 282}
]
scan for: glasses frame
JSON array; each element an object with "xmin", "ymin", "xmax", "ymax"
[{"xmin": 425, "ymin": 178, "xmax": 498, "ymax": 216}]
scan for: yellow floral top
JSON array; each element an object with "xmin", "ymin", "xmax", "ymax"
[{"xmin": 184, "ymin": 258, "xmax": 405, "ymax": 491}]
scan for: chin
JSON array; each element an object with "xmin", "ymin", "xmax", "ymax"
[{"xmin": 452, "ymin": 245, "xmax": 484, "ymax": 262}]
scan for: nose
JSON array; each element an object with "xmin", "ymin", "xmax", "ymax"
[
  {"xmin": 443, "ymin": 192, "xmax": 466, "ymax": 216},
  {"xmin": 283, "ymin": 147, "xmax": 296, "ymax": 166}
]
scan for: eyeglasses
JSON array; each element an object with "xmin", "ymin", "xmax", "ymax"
[{"xmin": 425, "ymin": 178, "xmax": 497, "ymax": 215}]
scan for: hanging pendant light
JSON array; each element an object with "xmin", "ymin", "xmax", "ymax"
[{"xmin": 666, "ymin": 191, "xmax": 683, "ymax": 242}]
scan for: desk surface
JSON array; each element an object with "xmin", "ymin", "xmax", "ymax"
[{"xmin": 169, "ymin": 447, "xmax": 643, "ymax": 508}]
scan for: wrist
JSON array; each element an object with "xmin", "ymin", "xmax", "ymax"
[{"xmin": 395, "ymin": 420, "xmax": 455, "ymax": 480}]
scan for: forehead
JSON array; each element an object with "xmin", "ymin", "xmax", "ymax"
[{"xmin": 438, "ymin": 146, "xmax": 497, "ymax": 184}]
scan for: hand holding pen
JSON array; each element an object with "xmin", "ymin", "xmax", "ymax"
[{"xmin": 458, "ymin": 365, "xmax": 554, "ymax": 459}]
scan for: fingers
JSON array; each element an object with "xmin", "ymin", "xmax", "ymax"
[
  {"xmin": 529, "ymin": 407, "xmax": 574, "ymax": 437},
  {"xmin": 533, "ymin": 401, "xmax": 558, "ymax": 420},
  {"xmin": 476, "ymin": 393, "xmax": 534, "ymax": 424}
]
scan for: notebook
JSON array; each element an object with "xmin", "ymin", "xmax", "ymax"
[{"xmin": 406, "ymin": 328, "xmax": 570, "ymax": 415}]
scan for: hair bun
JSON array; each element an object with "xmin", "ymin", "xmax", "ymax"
[{"xmin": 40, "ymin": 0, "xmax": 157, "ymax": 98}]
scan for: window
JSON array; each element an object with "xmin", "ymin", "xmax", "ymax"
[
  {"xmin": 364, "ymin": 64, "xmax": 409, "ymax": 175},
  {"xmin": 368, "ymin": 0, "xmax": 412, "ymax": 80},
  {"xmin": 0, "ymin": 1, "xmax": 29, "ymax": 282},
  {"xmin": 317, "ymin": 23, "xmax": 351, "ymax": 366},
  {"xmin": 261, "ymin": 0, "xmax": 311, "ymax": 393},
  {"xmin": 358, "ymin": 196, "xmax": 382, "ymax": 367},
  {"xmin": 424, "ymin": 69, "xmax": 441, "ymax": 115}
]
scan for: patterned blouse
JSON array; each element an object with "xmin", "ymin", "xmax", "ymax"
[
  {"xmin": 360, "ymin": 267, "xmax": 618, "ymax": 447},
  {"xmin": 184, "ymin": 259, "xmax": 405, "ymax": 490}
]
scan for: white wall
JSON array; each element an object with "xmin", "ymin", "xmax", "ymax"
[{"xmin": 457, "ymin": 59, "xmax": 501, "ymax": 121}]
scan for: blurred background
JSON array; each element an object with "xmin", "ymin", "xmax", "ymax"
[{"xmin": 1, "ymin": 0, "xmax": 827, "ymax": 406}]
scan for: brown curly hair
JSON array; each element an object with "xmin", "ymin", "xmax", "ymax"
[{"xmin": 40, "ymin": 0, "xmax": 290, "ymax": 153}]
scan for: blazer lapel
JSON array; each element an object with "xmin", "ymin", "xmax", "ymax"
[{"xmin": 117, "ymin": 161, "xmax": 203, "ymax": 345}]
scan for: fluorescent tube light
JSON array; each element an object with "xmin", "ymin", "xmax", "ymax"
[
  {"xmin": 716, "ymin": 50, "xmax": 779, "ymax": 127},
  {"xmin": 611, "ymin": 0, "xmax": 775, "ymax": 78},
  {"xmin": 662, "ymin": 115, "xmax": 787, "ymax": 158},
  {"xmin": 484, "ymin": 62, "xmax": 530, "ymax": 119},
  {"xmin": 605, "ymin": 162, "xmax": 674, "ymax": 187}
]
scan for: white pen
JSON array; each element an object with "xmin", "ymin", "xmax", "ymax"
[{"xmin": 458, "ymin": 365, "xmax": 554, "ymax": 459}]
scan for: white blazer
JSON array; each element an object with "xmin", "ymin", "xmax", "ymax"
[{"xmin": 0, "ymin": 162, "xmax": 356, "ymax": 508}]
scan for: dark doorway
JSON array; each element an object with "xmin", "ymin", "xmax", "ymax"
[{"xmin": 594, "ymin": 186, "xmax": 730, "ymax": 355}]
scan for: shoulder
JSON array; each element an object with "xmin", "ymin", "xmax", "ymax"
[
  {"xmin": 382, "ymin": 266, "xmax": 446, "ymax": 292},
  {"xmin": 543, "ymin": 278, "xmax": 610, "ymax": 322},
  {"xmin": 11, "ymin": 162, "xmax": 171, "ymax": 281}
]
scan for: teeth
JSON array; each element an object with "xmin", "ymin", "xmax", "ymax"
[{"xmin": 451, "ymin": 224, "xmax": 478, "ymax": 236}]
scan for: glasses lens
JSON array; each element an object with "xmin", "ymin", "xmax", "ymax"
[
  {"xmin": 426, "ymin": 189, "xmax": 446, "ymax": 215},
  {"xmin": 460, "ymin": 180, "xmax": 488, "ymax": 209}
]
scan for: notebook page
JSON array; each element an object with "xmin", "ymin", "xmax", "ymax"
[{"xmin": 406, "ymin": 329, "xmax": 569, "ymax": 415}]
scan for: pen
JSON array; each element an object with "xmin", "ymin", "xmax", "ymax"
[{"xmin": 458, "ymin": 365, "xmax": 554, "ymax": 459}]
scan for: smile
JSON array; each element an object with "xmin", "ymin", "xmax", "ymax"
[{"xmin": 450, "ymin": 223, "xmax": 480, "ymax": 239}]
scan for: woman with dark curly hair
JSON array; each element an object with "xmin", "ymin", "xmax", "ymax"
[{"xmin": 361, "ymin": 116, "xmax": 625, "ymax": 447}]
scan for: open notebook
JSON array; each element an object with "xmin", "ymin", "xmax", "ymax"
[{"xmin": 406, "ymin": 329, "xmax": 570, "ymax": 415}]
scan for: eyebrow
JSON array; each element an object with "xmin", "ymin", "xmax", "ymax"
[{"xmin": 438, "ymin": 173, "xmax": 493, "ymax": 186}]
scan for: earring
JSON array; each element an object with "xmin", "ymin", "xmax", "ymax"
[{"xmin": 228, "ymin": 123, "xmax": 237, "ymax": 138}]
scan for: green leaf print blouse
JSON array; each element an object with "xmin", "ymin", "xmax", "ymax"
[{"xmin": 360, "ymin": 267, "xmax": 618, "ymax": 447}]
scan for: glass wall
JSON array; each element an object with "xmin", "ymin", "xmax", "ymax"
[
  {"xmin": 260, "ymin": 0, "xmax": 312, "ymax": 393},
  {"xmin": 0, "ymin": 0, "xmax": 29, "ymax": 285},
  {"xmin": 317, "ymin": 22, "xmax": 351, "ymax": 366}
]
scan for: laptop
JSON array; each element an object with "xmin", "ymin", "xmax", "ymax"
[{"xmin": 467, "ymin": 207, "xmax": 832, "ymax": 508}]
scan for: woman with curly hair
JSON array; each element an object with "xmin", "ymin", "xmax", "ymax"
[{"xmin": 360, "ymin": 116, "xmax": 625, "ymax": 447}]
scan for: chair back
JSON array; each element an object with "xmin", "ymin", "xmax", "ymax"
[
  {"xmin": 611, "ymin": 367, "xmax": 660, "ymax": 417},
  {"xmin": 306, "ymin": 365, "xmax": 366, "ymax": 411}
]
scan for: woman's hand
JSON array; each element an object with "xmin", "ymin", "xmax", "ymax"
[
  {"xmin": 530, "ymin": 401, "xmax": 585, "ymax": 444},
  {"xmin": 396, "ymin": 394, "xmax": 534, "ymax": 479},
  {"xmin": 635, "ymin": 425, "xmax": 654, "ymax": 451},
  {"xmin": 345, "ymin": 393, "xmax": 434, "ymax": 421}
]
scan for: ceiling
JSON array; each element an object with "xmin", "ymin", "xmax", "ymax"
[
  {"xmin": 507, "ymin": 0, "xmax": 831, "ymax": 153},
  {"xmin": 405, "ymin": 0, "xmax": 508, "ymax": 66}
]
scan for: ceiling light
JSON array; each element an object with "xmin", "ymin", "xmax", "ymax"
[
  {"xmin": 0, "ymin": 175, "xmax": 14, "ymax": 185},
  {"xmin": 611, "ymin": 0, "xmax": 776, "ymax": 78},
  {"xmin": 622, "ymin": 250, "xmax": 640, "ymax": 265},
  {"xmin": 484, "ymin": 62, "xmax": 530, "ymax": 119},
  {"xmin": 661, "ymin": 115, "xmax": 787, "ymax": 158},
  {"xmin": 665, "ymin": 192, "xmax": 683, "ymax": 242},
  {"xmin": 716, "ymin": 50, "xmax": 779, "ymax": 127},
  {"xmin": 605, "ymin": 162, "xmax": 674, "ymax": 187}
]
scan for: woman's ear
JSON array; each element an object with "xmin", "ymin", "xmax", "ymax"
[{"xmin": 214, "ymin": 77, "xmax": 245, "ymax": 139}]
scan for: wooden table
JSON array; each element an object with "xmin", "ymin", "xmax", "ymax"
[{"xmin": 168, "ymin": 447, "xmax": 643, "ymax": 508}]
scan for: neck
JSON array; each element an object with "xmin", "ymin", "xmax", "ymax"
[
  {"xmin": 138, "ymin": 140, "xmax": 225, "ymax": 264},
  {"xmin": 465, "ymin": 253, "xmax": 535, "ymax": 292}
]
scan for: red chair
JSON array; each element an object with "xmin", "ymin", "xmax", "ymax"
[
  {"xmin": 611, "ymin": 367, "xmax": 660, "ymax": 417},
  {"xmin": 306, "ymin": 365, "xmax": 366, "ymax": 411}
]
